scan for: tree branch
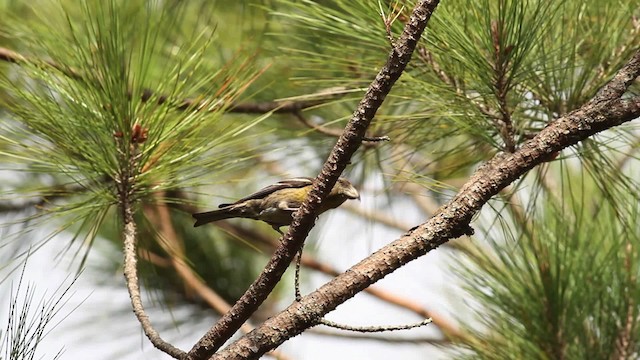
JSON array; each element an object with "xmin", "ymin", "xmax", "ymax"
[
  {"xmin": 185, "ymin": 1, "xmax": 441, "ymax": 358},
  {"xmin": 142, "ymin": 198, "xmax": 292, "ymax": 360},
  {"xmin": 214, "ymin": 221, "xmax": 461, "ymax": 339},
  {"xmin": 293, "ymin": 111, "xmax": 390, "ymax": 143},
  {"xmin": 0, "ymin": 178, "xmax": 110, "ymax": 214},
  {"xmin": 490, "ymin": 20, "xmax": 516, "ymax": 152},
  {"xmin": 212, "ymin": 50, "xmax": 640, "ymax": 359},
  {"xmin": 318, "ymin": 317, "xmax": 432, "ymax": 333},
  {"xmin": 121, "ymin": 190, "xmax": 186, "ymax": 359},
  {"xmin": 227, "ymin": 99, "xmax": 328, "ymax": 114},
  {"xmin": 0, "ymin": 46, "xmax": 337, "ymax": 116},
  {"xmin": 309, "ymin": 327, "xmax": 448, "ymax": 344}
]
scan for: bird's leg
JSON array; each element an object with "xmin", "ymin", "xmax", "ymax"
[{"xmin": 294, "ymin": 247, "xmax": 303, "ymax": 301}]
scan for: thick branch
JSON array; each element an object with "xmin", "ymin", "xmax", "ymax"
[
  {"xmin": 185, "ymin": 1, "xmax": 441, "ymax": 358},
  {"xmin": 213, "ymin": 51, "xmax": 640, "ymax": 359},
  {"xmin": 214, "ymin": 221, "xmax": 460, "ymax": 339}
]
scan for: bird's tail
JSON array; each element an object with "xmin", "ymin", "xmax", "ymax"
[{"xmin": 192, "ymin": 207, "xmax": 239, "ymax": 227}]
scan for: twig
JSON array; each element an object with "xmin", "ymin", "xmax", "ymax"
[
  {"xmin": 0, "ymin": 46, "xmax": 82, "ymax": 80},
  {"xmin": 394, "ymin": 181, "xmax": 442, "ymax": 216},
  {"xmin": 378, "ymin": 1, "xmax": 405, "ymax": 47},
  {"xmin": 228, "ymin": 99, "xmax": 329, "ymax": 114},
  {"xmin": 143, "ymin": 196, "xmax": 293, "ymax": 360},
  {"xmin": 0, "ymin": 46, "xmax": 335, "ymax": 116},
  {"xmin": 416, "ymin": 42, "xmax": 516, "ymax": 151},
  {"xmin": 122, "ymin": 215, "xmax": 185, "ymax": 359},
  {"xmin": 138, "ymin": 248, "xmax": 173, "ymax": 268},
  {"xmin": 309, "ymin": 327, "xmax": 447, "ymax": 344},
  {"xmin": 293, "ymin": 111, "xmax": 390, "ymax": 143},
  {"xmin": 416, "ymin": 45, "xmax": 457, "ymax": 90},
  {"xmin": 613, "ymin": 137, "xmax": 640, "ymax": 172},
  {"xmin": 293, "ymin": 239, "xmax": 432, "ymax": 336},
  {"xmin": 612, "ymin": 241, "xmax": 637, "ymax": 360},
  {"xmin": 318, "ymin": 317, "xmax": 432, "ymax": 333},
  {"xmin": 212, "ymin": 50, "xmax": 640, "ymax": 359},
  {"xmin": 119, "ymin": 173, "xmax": 186, "ymax": 358},
  {"xmin": 186, "ymin": 2, "xmax": 443, "ymax": 359},
  {"xmin": 343, "ymin": 202, "xmax": 414, "ymax": 231},
  {"xmin": 0, "ymin": 180, "xmax": 106, "ymax": 214},
  {"xmin": 490, "ymin": 20, "xmax": 516, "ymax": 152}
]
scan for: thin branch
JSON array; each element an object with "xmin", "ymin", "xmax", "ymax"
[
  {"xmin": 143, "ymin": 196, "xmax": 293, "ymax": 360},
  {"xmin": 294, "ymin": 242, "xmax": 432, "ymax": 336},
  {"xmin": 138, "ymin": 248, "xmax": 173, "ymax": 268},
  {"xmin": 318, "ymin": 317, "xmax": 432, "ymax": 333},
  {"xmin": 136, "ymin": 250, "xmax": 293, "ymax": 360},
  {"xmin": 0, "ymin": 46, "xmax": 334, "ymax": 115},
  {"xmin": 0, "ymin": 180, "xmax": 107, "ymax": 214},
  {"xmin": 186, "ymin": 2, "xmax": 442, "ymax": 358},
  {"xmin": 416, "ymin": 43, "xmax": 516, "ymax": 150},
  {"xmin": 293, "ymin": 111, "xmax": 390, "ymax": 143},
  {"xmin": 393, "ymin": 181, "xmax": 442, "ymax": 216},
  {"xmin": 309, "ymin": 327, "xmax": 447, "ymax": 344},
  {"xmin": 0, "ymin": 46, "xmax": 82, "ymax": 80},
  {"xmin": 490, "ymin": 20, "xmax": 516, "ymax": 152},
  {"xmin": 120, "ymin": 187, "xmax": 186, "ymax": 359},
  {"xmin": 343, "ymin": 202, "xmax": 414, "ymax": 231},
  {"xmin": 416, "ymin": 45, "xmax": 457, "ymax": 89},
  {"xmin": 611, "ymin": 241, "xmax": 637, "ymax": 360},
  {"xmin": 228, "ymin": 99, "xmax": 328, "ymax": 114},
  {"xmin": 613, "ymin": 136, "xmax": 640, "ymax": 172},
  {"xmin": 213, "ymin": 50, "xmax": 640, "ymax": 359}
]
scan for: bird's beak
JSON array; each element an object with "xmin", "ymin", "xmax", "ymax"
[{"xmin": 345, "ymin": 186, "xmax": 360, "ymax": 200}]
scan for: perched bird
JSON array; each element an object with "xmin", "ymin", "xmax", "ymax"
[{"xmin": 192, "ymin": 177, "xmax": 359, "ymax": 232}]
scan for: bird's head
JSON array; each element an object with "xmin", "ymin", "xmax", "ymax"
[
  {"xmin": 314, "ymin": 177, "xmax": 360, "ymax": 214},
  {"xmin": 332, "ymin": 177, "xmax": 360, "ymax": 201}
]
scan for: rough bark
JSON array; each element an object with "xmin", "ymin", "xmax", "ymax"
[
  {"xmin": 185, "ymin": 1, "xmax": 442, "ymax": 359},
  {"xmin": 212, "ymin": 51, "xmax": 640, "ymax": 358}
]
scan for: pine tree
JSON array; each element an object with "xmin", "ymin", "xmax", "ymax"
[{"xmin": 1, "ymin": 0, "xmax": 639, "ymax": 359}]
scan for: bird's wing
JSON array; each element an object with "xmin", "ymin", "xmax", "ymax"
[{"xmin": 218, "ymin": 177, "xmax": 313, "ymax": 208}]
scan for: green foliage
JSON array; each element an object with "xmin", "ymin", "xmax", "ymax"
[
  {"xmin": 529, "ymin": 1, "xmax": 640, "ymax": 114},
  {"xmin": 1, "ymin": 262, "xmax": 77, "ymax": 360},
  {"xmin": 456, "ymin": 161, "xmax": 640, "ymax": 359},
  {"xmin": 0, "ymin": 0, "xmax": 638, "ymax": 358},
  {"xmin": 4, "ymin": 0, "xmax": 261, "ymax": 194},
  {"xmin": 0, "ymin": 0, "xmax": 272, "ymax": 315},
  {"xmin": 271, "ymin": 0, "xmax": 639, "ymax": 157},
  {"xmin": 0, "ymin": 0, "xmax": 264, "ymax": 246}
]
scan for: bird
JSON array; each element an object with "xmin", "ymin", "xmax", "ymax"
[{"xmin": 192, "ymin": 177, "xmax": 359, "ymax": 233}]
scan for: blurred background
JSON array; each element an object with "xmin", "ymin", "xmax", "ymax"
[{"xmin": 1, "ymin": 0, "xmax": 639, "ymax": 359}]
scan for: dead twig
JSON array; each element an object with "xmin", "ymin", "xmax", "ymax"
[{"xmin": 293, "ymin": 111, "xmax": 390, "ymax": 143}]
